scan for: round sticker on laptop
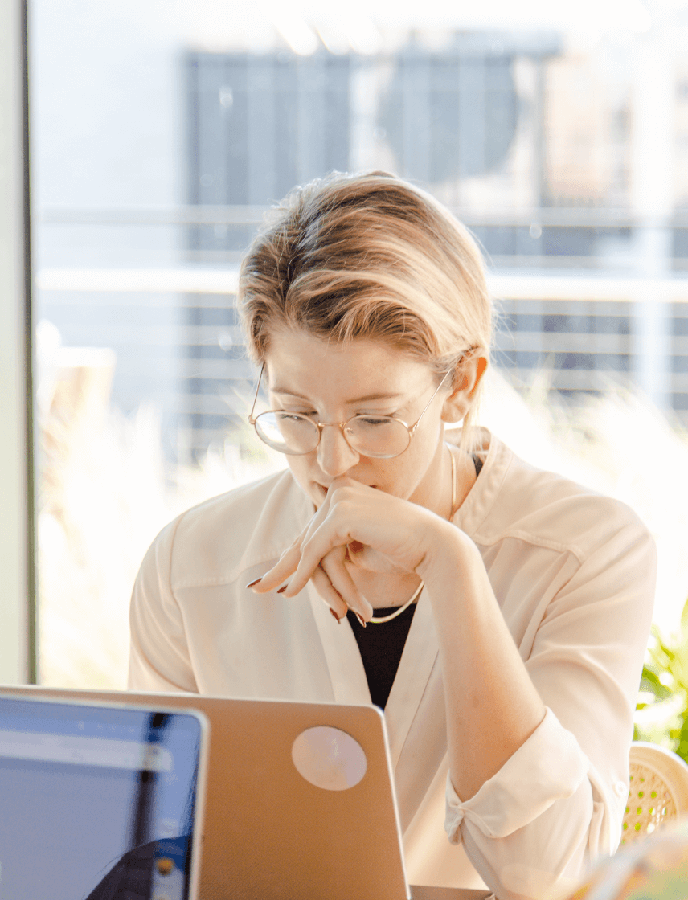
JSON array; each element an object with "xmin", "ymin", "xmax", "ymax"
[{"xmin": 292, "ymin": 726, "xmax": 367, "ymax": 791}]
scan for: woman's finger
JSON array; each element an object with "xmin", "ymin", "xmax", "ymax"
[
  {"xmin": 248, "ymin": 539, "xmax": 303, "ymax": 592},
  {"xmin": 281, "ymin": 511, "xmax": 359, "ymax": 599},
  {"xmin": 249, "ymin": 492, "xmax": 334, "ymax": 592},
  {"xmin": 319, "ymin": 546, "xmax": 373, "ymax": 621},
  {"xmin": 310, "ymin": 566, "xmax": 349, "ymax": 620}
]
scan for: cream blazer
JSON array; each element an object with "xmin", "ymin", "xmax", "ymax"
[{"xmin": 128, "ymin": 432, "xmax": 656, "ymax": 900}]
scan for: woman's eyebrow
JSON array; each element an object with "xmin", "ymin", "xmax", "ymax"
[{"xmin": 271, "ymin": 386, "xmax": 405, "ymax": 404}]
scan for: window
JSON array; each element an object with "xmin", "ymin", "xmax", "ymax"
[{"xmin": 26, "ymin": 1, "xmax": 688, "ymax": 686}]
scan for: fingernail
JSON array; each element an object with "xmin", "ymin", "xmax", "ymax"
[
  {"xmin": 246, "ymin": 578, "xmax": 262, "ymax": 589},
  {"xmin": 355, "ymin": 612, "xmax": 367, "ymax": 629},
  {"xmin": 329, "ymin": 608, "xmax": 342, "ymax": 624},
  {"xmin": 276, "ymin": 585, "xmax": 288, "ymax": 594}
]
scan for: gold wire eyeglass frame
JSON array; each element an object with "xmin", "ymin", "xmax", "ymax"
[{"xmin": 248, "ymin": 364, "xmax": 452, "ymax": 459}]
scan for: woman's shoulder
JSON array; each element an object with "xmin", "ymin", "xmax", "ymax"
[
  {"xmin": 174, "ymin": 467, "xmax": 295, "ymax": 527},
  {"xmin": 145, "ymin": 467, "xmax": 313, "ymax": 589},
  {"xmin": 462, "ymin": 431, "xmax": 654, "ymax": 562}
]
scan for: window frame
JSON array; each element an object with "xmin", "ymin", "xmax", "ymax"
[{"xmin": 0, "ymin": 0, "xmax": 36, "ymax": 684}]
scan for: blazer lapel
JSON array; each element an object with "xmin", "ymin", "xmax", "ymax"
[
  {"xmin": 308, "ymin": 584, "xmax": 372, "ymax": 705},
  {"xmin": 384, "ymin": 588, "xmax": 440, "ymax": 769}
]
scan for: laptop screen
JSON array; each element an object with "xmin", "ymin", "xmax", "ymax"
[{"xmin": 0, "ymin": 696, "xmax": 205, "ymax": 900}]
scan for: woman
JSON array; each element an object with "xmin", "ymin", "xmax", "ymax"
[{"xmin": 128, "ymin": 172, "xmax": 656, "ymax": 899}]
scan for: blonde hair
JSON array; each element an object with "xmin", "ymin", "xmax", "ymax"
[{"xmin": 238, "ymin": 171, "xmax": 492, "ymax": 444}]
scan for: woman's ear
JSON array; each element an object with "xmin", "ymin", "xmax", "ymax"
[{"xmin": 440, "ymin": 353, "xmax": 488, "ymax": 423}]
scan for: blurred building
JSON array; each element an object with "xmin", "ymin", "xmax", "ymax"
[{"xmin": 32, "ymin": 2, "xmax": 688, "ymax": 463}]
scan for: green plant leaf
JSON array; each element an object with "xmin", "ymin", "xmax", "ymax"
[
  {"xmin": 676, "ymin": 716, "xmax": 688, "ymax": 765},
  {"xmin": 639, "ymin": 668, "xmax": 673, "ymax": 700},
  {"xmin": 635, "ymin": 601, "xmax": 688, "ymax": 755}
]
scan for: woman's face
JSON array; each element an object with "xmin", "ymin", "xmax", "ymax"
[{"xmin": 263, "ymin": 329, "xmax": 455, "ymax": 517}]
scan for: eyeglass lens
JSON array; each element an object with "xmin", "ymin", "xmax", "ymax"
[{"xmin": 255, "ymin": 412, "xmax": 410, "ymax": 458}]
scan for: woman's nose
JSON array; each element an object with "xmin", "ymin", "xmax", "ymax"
[{"xmin": 316, "ymin": 424, "xmax": 359, "ymax": 477}]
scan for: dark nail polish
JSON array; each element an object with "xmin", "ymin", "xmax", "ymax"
[
  {"xmin": 246, "ymin": 578, "xmax": 262, "ymax": 589},
  {"xmin": 329, "ymin": 608, "xmax": 342, "ymax": 624},
  {"xmin": 276, "ymin": 585, "xmax": 288, "ymax": 594},
  {"xmin": 355, "ymin": 612, "xmax": 367, "ymax": 629}
]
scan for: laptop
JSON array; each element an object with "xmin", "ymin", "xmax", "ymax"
[
  {"xmin": 0, "ymin": 693, "xmax": 208, "ymax": 900},
  {"xmin": 0, "ymin": 686, "xmax": 490, "ymax": 900}
]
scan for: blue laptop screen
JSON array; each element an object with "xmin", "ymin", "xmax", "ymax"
[{"xmin": 0, "ymin": 697, "xmax": 204, "ymax": 900}]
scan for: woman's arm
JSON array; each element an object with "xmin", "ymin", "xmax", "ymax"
[
  {"xmin": 418, "ymin": 521, "xmax": 546, "ymax": 801},
  {"xmin": 252, "ymin": 477, "xmax": 656, "ymax": 897},
  {"xmin": 136, "ymin": 475, "xmax": 542, "ymax": 799},
  {"xmin": 253, "ymin": 478, "xmax": 545, "ymax": 797},
  {"xmin": 443, "ymin": 514, "xmax": 655, "ymax": 898}
]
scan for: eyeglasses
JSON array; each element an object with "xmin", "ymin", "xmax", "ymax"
[{"xmin": 248, "ymin": 366, "xmax": 452, "ymax": 459}]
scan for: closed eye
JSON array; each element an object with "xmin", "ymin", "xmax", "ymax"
[
  {"xmin": 355, "ymin": 416, "xmax": 394, "ymax": 426},
  {"xmin": 276, "ymin": 411, "xmax": 313, "ymax": 421}
]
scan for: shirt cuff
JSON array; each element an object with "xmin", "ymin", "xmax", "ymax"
[{"xmin": 445, "ymin": 707, "xmax": 589, "ymax": 841}]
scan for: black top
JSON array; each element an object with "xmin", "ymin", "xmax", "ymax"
[
  {"xmin": 346, "ymin": 602, "xmax": 417, "ymax": 709},
  {"xmin": 346, "ymin": 453, "xmax": 483, "ymax": 709}
]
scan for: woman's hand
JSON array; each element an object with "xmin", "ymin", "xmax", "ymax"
[{"xmin": 249, "ymin": 477, "xmax": 447, "ymax": 621}]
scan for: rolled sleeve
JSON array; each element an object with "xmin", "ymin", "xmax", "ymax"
[
  {"xmin": 444, "ymin": 709, "xmax": 602, "ymax": 900},
  {"xmin": 445, "ymin": 708, "xmax": 588, "ymax": 841}
]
